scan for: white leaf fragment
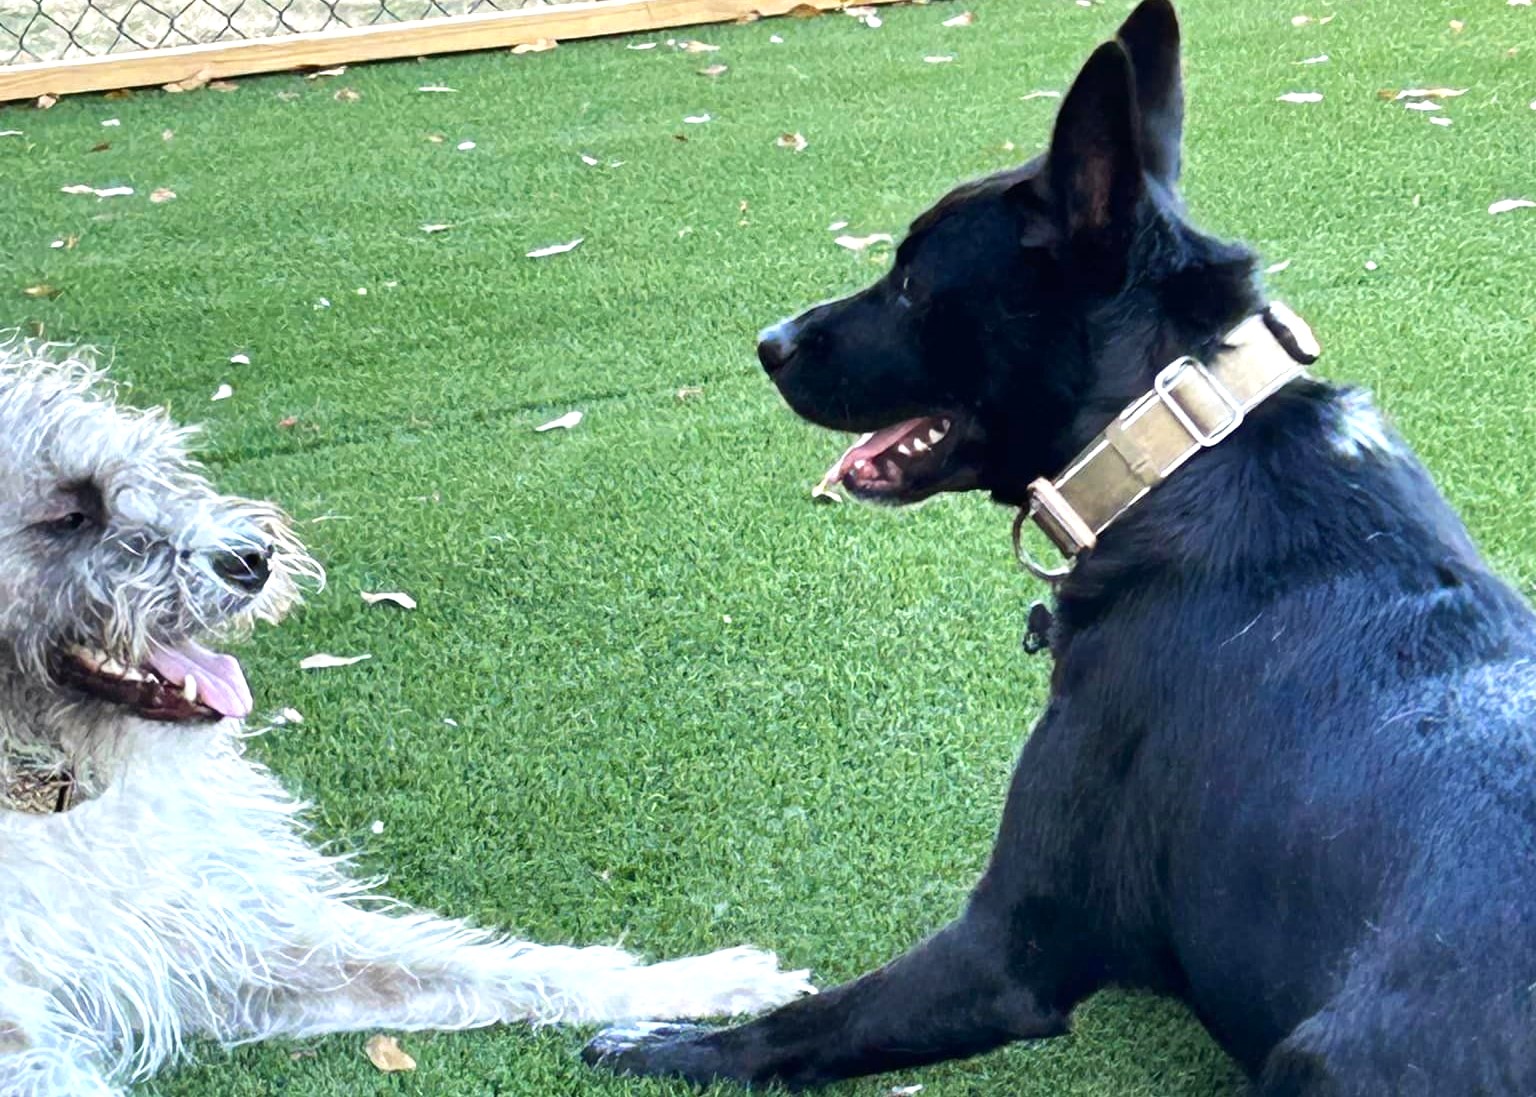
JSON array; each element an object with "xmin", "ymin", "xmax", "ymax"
[
  {"xmin": 683, "ymin": 113, "xmax": 712, "ymax": 124},
  {"xmin": 1489, "ymin": 198, "xmax": 1536, "ymax": 215},
  {"xmin": 299, "ymin": 652, "xmax": 372, "ymax": 670},
  {"xmin": 1277, "ymin": 92, "xmax": 1323, "ymax": 103},
  {"xmin": 526, "ymin": 237, "xmax": 583, "ymax": 258},
  {"xmin": 210, "ymin": 383, "xmax": 233, "ymax": 401},
  {"xmin": 361, "ymin": 591, "xmax": 418, "ymax": 609},
  {"xmin": 535, "ymin": 409, "xmax": 584, "ymax": 432},
  {"xmin": 1264, "ymin": 258, "xmax": 1292, "ymax": 274},
  {"xmin": 834, "ymin": 232, "xmax": 893, "ymax": 251}
]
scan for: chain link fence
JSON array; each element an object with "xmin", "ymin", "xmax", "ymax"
[{"xmin": 2, "ymin": 0, "xmax": 561, "ymax": 65}]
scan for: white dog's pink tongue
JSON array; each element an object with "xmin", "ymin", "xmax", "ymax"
[{"xmin": 147, "ymin": 642, "xmax": 253, "ymax": 719}]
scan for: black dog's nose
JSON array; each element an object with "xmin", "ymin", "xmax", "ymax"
[
  {"xmin": 211, "ymin": 545, "xmax": 272, "ymax": 595},
  {"xmin": 757, "ymin": 319, "xmax": 799, "ymax": 375}
]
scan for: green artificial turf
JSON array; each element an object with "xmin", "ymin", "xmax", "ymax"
[{"xmin": 2, "ymin": 0, "xmax": 1535, "ymax": 1092}]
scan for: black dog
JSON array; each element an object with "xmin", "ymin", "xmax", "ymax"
[{"xmin": 586, "ymin": 2, "xmax": 1536, "ymax": 1092}]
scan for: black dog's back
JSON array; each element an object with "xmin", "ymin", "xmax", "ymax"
[
  {"xmin": 586, "ymin": 3, "xmax": 1536, "ymax": 1091},
  {"xmin": 1042, "ymin": 379, "xmax": 1536, "ymax": 1082}
]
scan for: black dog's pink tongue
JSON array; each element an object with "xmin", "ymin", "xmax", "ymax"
[{"xmin": 824, "ymin": 419, "xmax": 931, "ymax": 487}]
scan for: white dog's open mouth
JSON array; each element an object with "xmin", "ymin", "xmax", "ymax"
[{"xmin": 55, "ymin": 641, "xmax": 253, "ymax": 723}]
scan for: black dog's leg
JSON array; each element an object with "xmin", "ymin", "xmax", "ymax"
[{"xmin": 583, "ymin": 910, "xmax": 1070, "ymax": 1088}]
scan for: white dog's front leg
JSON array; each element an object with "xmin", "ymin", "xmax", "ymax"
[
  {"xmin": 237, "ymin": 901, "xmax": 812, "ymax": 1042},
  {"xmin": 0, "ymin": 985, "xmax": 120, "ymax": 1097}
]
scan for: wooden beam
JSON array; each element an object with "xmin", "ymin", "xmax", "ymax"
[{"xmin": 0, "ymin": 0, "xmax": 901, "ymax": 103}]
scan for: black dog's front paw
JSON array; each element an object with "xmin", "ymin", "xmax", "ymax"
[{"xmin": 583, "ymin": 1021, "xmax": 727, "ymax": 1082}]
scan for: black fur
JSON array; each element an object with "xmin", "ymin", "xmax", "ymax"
[{"xmin": 584, "ymin": 2, "xmax": 1536, "ymax": 1092}]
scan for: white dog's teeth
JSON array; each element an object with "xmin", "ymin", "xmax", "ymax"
[
  {"xmin": 183, "ymin": 674, "xmax": 198, "ymax": 703},
  {"xmin": 99, "ymin": 658, "xmax": 125, "ymax": 676},
  {"xmin": 912, "ymin": 437, "xmax": 929, "ymax": 453},
  {"xmin": 120, "ymin": 666, "xmax": 145, "ymax": 682}
]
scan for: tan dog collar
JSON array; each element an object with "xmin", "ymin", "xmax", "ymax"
[{"xmin": 1016, "ymin": 302, "xmax": 1322, "ymax": 581}]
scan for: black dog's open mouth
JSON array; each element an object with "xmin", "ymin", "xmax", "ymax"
[
  {"xmin": 822, "ymin": 414, "xmax": 969, "ymax": 503},
  {"xmin": 53, "ymin": 642, "xmax": 253, "ymax": 723}
]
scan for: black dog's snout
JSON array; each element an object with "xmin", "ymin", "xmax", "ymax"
[
  {"xmin": 211, "ymin": 545, "xmax": 272, "ymax": 595},
  {"xmin": 757, "ymin": 319, "xmax": 799, "ymax": 376}
]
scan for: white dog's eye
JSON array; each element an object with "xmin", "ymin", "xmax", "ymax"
[{"xmin": 38, "ymin": 512, "xmax": 91, "ymax": 536}]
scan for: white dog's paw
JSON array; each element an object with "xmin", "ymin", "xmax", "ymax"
[{"xmin": 641, "ymin": 946, "xmax": 814, "ymax": 1019}]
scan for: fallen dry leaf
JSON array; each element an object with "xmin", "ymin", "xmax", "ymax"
[
  {"xmin": 788, "ymin": 2, "xmax": 822, "ymax": 16},
  {"xmin": 1429, "ymin": 116, "xmax": 1453, "ymax": 126},
  {"xmin": 835, "ymin": 232, "xmax": 893, "ymax": 251},
  {"xmin": 526, "ymin": 237, "xmax": 583, "ymax": 258},
  {"xmin": 888, "ymin": 1087, "xmax": 924, "ymax": 1097},
  {"xmin": 230, "ymin": 353, "xmax": 250, "ymax": 365},
  {"xmin": 457, "ymin": 139, "xmax": 476, "ymax": 150},
  {"xmin": 334, "ymin": 87, "xmax": 361, "ymax": 102},
  {"xmin": 1020, "ymin": 89, "xmax": 1061, "ymax": 100},
  {"xmin": 676, "ymin": 385, "xmax": 703, "ymax": 399},
  {"xmin": 683, "ymin": 113, "xmax": 712, "ymax": 124},
  {"xmin": 425, "ymin": 133, "xmax": 446, "ymax": 143},
  {"xmin": 811, "ymin": 479, "xmax": 843, "ymax": 504},
  {"xmin": 770, "ymin": 33, "xmax": 784, "ymax": 43},
  {"xmin": 100, "ymin": 118, "xmax": 120, "ymax": 127},
  {"xmin": 1364, "ymin": 260, "xmax": 1379, "ymax": 271},
  {"xmin": 163, "ymin": 68, "xmax": 213, "ymax": 92},
  {"xmin": 1277, "ymin": 91, "xmax": 1323, "ymax": 103},
  {"xmin": 1290, "ymin": 14, "xmax": 1313, "ymax": 25},
  {"xmin": 278, "ymin": 415, "xmax": 299, "ymax": 428},
  {"xmin": 1403, "ymin": 101, "xmax": 1441, "ymax": 111},
  {"xmin": 680, "ymin": 39, "xmax": 721, "ymax": 52},
  {"xmin": 1296, "ymin": 53, "xmax": 1329, "ymax": 64},
  {"xmin": 361, "ymin": 591, "xmax": 417, "ymax": 610},
  {"xmin": 1489, "ymin": 198, "xmax": 1536, "ymax": 215},
  {"xmin": 36, "ymin": 94, "xmax": 57, "ymax": 109},
  {"xmin": 23, "ymin": 284, "xmax": 61, "ymax": 299},
  {"xmin": 371, "ymin": 820, "xmax": 385, "ymax": 834},
  {"xmin": 0, "ymin": 130, "xmax": 21, "ymax": 137},
  {"xmin": 1264, "ymin": 258, "xmax": 1292, "ymax": 274},
  {"xmin": 61, "ymin": 184, "xmax": 134, "ymax": 198},
  {"xmin": 828, "ymin": 219, "xmax": 849, "ymax": 230},
  {"xmin": 1512, "ymin": 0, "xmax": 1532, "ymax": 6},
  {"xmin": 364, "ymin": 1034, "xmax": 415, "ymax": 1073},
  {"xmin": 923, "ymin": 54, "xmax": 956, "ymax": 64},
  {"xmin": 776, "ymin": 131, "xmax": 808, "ymax": 152},
  {"xmin": 417, "ymin": 84, "xmax": 456, "ymax": 93},
  {"xmin": 627, "ymin": 41, "xmax": 658, "ymax": 50},
  {"xmin": 211, "ymin": 383, "xmax": 232, "ymax": 401},
  {"xmin": 942, "ymin": 10, "xmax": 973, "ymax": 26},
  {"xmin": 300, "ymin": 652, "xmax": 372, "ymax": 670},
  {"xmin": 700, "ymin": 63, "xmax": 728, "ymax": 76},
  {"xmin": 149, "ymin": 187, "xmax": 177, "ymax": 203},
  {"xmin": 580, "ymin": 153, "xmax": 600, "ymax": 166},
  {"xmin": 307, "ymin": 65, "xmax": 346, "ymax": 78},
  {"xmin": 511, "ymin": 37, "xmax": 557, "ymax": 53},
  {"xmin": 209, "ymin": 80, "xmax": 238, "ymax": 92},
  {"xmin": 162, "ymin": 128, "xmax": 175, "ymax": 140},
  {"xmin": 88, "ymin": 141, "xmax": 110, "ymax": 153},
  {"xmin": 104, "ymin": 88, "xmax": 132, "ymax": 100},
  {"xmin": 535, "ymin": 410, "xmax": 584, "ymax": 432},
  {"xmin": 420, "ymin": 223, "xmax": 452, "ymax": 233},
  {"xmin": 290, "ymin": 1048, "xmax": 317, "ymax": 1061},
  {"xmin": 1449, "ymin": 19, "xmax": 1465, "ymax": 31},
  {"xmin": 1394, "ymin": 88, "xmax": 1466, "ymax": 100}
]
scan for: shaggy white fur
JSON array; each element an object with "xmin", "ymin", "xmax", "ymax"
[{"xmin": 0, "ymin": 343, "xmax": 811, "ymax": 1096}]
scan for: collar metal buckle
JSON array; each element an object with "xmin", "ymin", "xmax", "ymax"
[{"xmin": 1153, "ymin": 356, "xmax": 1244, "ymax": 448}]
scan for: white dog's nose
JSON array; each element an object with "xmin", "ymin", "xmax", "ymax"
[{"xmin": 210, "ymin": 545, "xmax": 271, "ymax": 594}]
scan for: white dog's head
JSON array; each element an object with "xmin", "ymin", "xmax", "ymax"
[{"xmin": 0, "ymin": 341, "xmax": 321, "ymax": 786}]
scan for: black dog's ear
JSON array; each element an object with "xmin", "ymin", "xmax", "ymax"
[
  {"xmin": 1048, "ymin": 41, "xmax": 1143, "ymax": 291},
  {"xmin": 1116, "ymin": 0, "xmax": 1184, "ymax": 186}
]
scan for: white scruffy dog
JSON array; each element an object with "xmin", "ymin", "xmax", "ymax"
[{"xmin": 0, "ymin": 343, "xmax": 809, "ymax": 1096}]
